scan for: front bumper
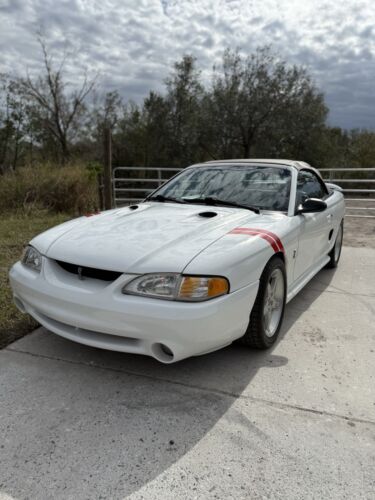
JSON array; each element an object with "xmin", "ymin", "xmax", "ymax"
[{"xmin": 9, "ymin": 260, "xmax": 259, "ymax": 363}]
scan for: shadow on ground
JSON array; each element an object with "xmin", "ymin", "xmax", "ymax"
[{"xmin": 0, "ymin": 267, "xmax": 337, "ymax": 499}]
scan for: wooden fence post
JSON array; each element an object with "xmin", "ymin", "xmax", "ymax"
[{"xmin": 103, "ymin": 127, "xmax": 113, "ymax": 210}]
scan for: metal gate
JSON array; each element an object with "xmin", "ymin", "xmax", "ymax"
[
  {"xmin": 320, "ymin": 168, "xmax": 375, "ymax": 218},
  {"xmin": 113, "ymin": 167, "xmax": 182, "ymax": 206},
  {"xmin": 113, "ymin": 165, "xmax": 375, "ymax": 218}
]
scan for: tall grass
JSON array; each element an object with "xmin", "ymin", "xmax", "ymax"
[{"xmin": 0, "ymin": 163, "xmax": 100, "ymax": 214}]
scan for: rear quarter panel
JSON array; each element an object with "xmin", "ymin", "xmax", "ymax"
[{"xmin": 326, "ymin": 191, "xmax": 345, "ymax": 247}]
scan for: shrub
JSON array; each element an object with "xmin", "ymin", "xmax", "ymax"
[{"xmin": 0, "ymin": 163, "xmax": 100, "ymax": 214}]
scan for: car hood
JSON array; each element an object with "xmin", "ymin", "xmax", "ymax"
[{"xmin": 35, "ymin": 202, "xmax": 262, "ymax": 273}]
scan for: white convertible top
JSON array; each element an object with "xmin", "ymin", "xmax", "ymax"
[
  {"xmin": 203, "ymin": 158, "xmax": 309, "ymax": 169},
  {"xmin": 197, "ymin": 159, "xmax": 323, "ymax": 180}
]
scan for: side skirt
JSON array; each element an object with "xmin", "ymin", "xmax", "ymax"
[{"xmin": 286, "ymin": 254, "xmax": 330, "ymax": 303}]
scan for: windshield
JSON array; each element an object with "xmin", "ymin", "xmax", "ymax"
[{"xmin": 151, "ymin": 165, "xmax": 292, "ymax": 212}]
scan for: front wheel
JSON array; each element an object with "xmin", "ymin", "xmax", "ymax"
[
  {"xmin": 326, "ymin": 221, "xmax": 343, "ymax": 269},
  {"xmin": 239, "ymin": 256, "xmax": 286, "ymax": 349}
]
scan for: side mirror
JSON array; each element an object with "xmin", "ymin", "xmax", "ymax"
[{"xmin": 297, "ymin": 197, "xmax": 327, "ymax": 214}]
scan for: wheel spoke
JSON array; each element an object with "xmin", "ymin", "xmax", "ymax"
[
  {"xmin": 263, "ymin": 268, "xmax": 285, "ymax": 338},
  {"xmin": 264, "ymin": 308, "xmax": 272, "ymax": 327},
  {"xmin": 273, "ymin": 299, "xmax": 282, "ymax": 310}
]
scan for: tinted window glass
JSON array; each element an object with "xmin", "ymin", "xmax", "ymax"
[
  {"xmin": 296, "ymin": 170, "xmax": 326, "ymax": 207},
  {"xmin": 155, "ymin": 165, "xmax": 292, "ymax": 212}
]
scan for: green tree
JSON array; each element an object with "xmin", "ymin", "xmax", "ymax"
[
  {"xmin": 205, "ymin": 47, "xmax": 327, "ymax": 160},
  {"xmin": 164, "ymin": 55, "xmax": 204, "ymax": 166},
  {"xmin": 349, "ymin": 130, "xmax": 375, "ymax": 168},
  {"xmin": 0, "ymin": 74, "xmax": 30, "ymax": 172},
  {"xmin": 141, "ymin": 91, "xmax": 170, "ymax": 166}
]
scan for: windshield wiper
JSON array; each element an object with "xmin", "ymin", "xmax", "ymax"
[
  {"xmin": 182, "ymin": 196, "xmax": 260, "ymax": 214},
  {"xmin": 147, "ymin": 194, "xmax": 186, "ymax": 204}
]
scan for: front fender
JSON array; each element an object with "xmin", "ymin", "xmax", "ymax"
[
  {"xmin": 183, "ymin": 233, "xmax": 275, "ymax": 292},
  {"xmin": 184, "ymin": 216, "xmax": 301, "ymax": 292}
]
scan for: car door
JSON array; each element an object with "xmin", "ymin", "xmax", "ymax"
[{"xmin": 293, "ymin": 169, "xmax": 331, "ymax": 281}]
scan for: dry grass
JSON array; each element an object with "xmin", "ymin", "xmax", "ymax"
[
  {"xmin": 0, "ymin": 210, "xmax": 70, "ymax": 348},
  {"xmin": 0, "ymin": 163, "xmax": 99, "ymax": 214},
  {"xmin": 0, "ymin": 161, "xmax": 100, "ymax": 348}
]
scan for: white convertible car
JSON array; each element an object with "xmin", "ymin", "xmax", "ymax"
[{"xmin": 10, "ymin": 159, "xmax": 345, "ymax": 363}]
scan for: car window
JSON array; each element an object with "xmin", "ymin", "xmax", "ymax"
[
  {"xmin": 153, "ymin": 165, "xmax": 292, "ymax": 212},
  {"xmin": 295, "ymin": 170, "xmax": 327, "ymax": 208}
]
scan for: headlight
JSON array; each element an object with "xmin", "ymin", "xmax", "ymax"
[
  {"xmin": 123, "ymin": 273, "xmax": 229, "ymax": 301},
  {"xmin": 124, "ymin": 273, "xmax": 179, "ymax": 300},
  {"xmin": 22, "ymin": 246, "xmax": 42, "ymax": 272}
]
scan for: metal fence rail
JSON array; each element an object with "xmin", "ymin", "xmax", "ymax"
[
  {"xmin": 319, "ymin": 167, "xmax": 375, "ymax": 218},
  {"xmin": 113, "ymin": 167, "xmax": 182, "ymax": 206},
  {"xmin": 113, "ymin": 165, "xmax": 375, "ymax": 218}
]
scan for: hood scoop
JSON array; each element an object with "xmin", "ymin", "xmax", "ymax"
[{"xmin": 197, "ymin": 211, "xmax": 217, "ymax": 218}]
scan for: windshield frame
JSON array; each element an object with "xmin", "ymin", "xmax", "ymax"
[{"xmin": 145, "ymin": 162, "xmax": 297, "ymax": 216}]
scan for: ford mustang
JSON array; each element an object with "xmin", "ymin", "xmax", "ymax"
[{"xmin": 9, "ymin": 159, "xmax": 345, "ymax": 363}]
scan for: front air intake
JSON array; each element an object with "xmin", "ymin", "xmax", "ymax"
[{"xmin": 55, "ymin": 260, "xmax": 122, "ymax": 282}]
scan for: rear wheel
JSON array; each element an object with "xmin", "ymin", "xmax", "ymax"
[
  {"xmin": 326, "ymin": 221, "xmax": 343, "ymax": 268},
  {"xmin": 239, "ymin": 257, "xmax": 286, "ymax": 349}
]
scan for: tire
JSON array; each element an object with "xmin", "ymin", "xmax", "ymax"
[
  {"xmin": 239, "ymin": 256, "xmax": 287, "ymax": 349},
  {"xmin": 326, "ymin": 221, "xmax": 343, "ymax": 269}
]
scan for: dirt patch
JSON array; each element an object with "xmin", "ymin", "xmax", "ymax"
[
  {"xmin": 343, "ymin": 216, "xmax": 375, "ymax": 248},
  {"xmin": 302, "ymin": 327, "xmax": 327, "ymax": 345}
]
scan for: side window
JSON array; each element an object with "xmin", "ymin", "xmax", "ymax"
[{"xmin": 296, "ymin": 170, "xmax": 327, "ymax": 209}]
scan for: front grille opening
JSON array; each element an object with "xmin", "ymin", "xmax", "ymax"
[{"xmin": 55, "ymin": 260, "xmax": 122, "ymax": 282}]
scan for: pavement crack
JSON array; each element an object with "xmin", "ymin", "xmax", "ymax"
[
  {"xmin": 309, "ymin": 287, "xmax": 375, "ymax": 298},
  {"xmin": 4, "ymin": 347, "xmax": 375, "ymax": 427}
]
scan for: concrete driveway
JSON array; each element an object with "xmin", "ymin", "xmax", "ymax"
[{"xmin": 0, "ymin": 247, "xmax": 374, "ymax": 500}]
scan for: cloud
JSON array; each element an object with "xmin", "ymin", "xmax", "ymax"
[{"xmin": 0, "ymin": 0, "xmax": 374, "ymax": 129}]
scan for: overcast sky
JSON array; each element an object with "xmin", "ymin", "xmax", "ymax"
[{"xmin": 0, "ymin": 0, "xmax": 374, "ymax": 129}]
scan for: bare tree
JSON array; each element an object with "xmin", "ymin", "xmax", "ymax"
[{"xmin": 20, "ymin": 35, "xmax": 96, "ymax": 163}]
